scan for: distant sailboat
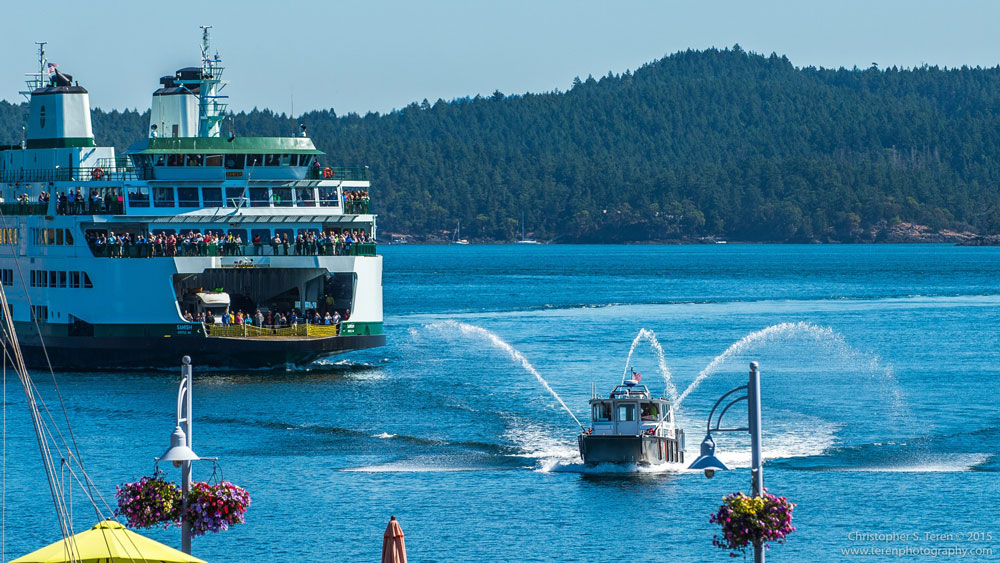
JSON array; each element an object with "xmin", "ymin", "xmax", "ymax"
[
  {"xmin": 516, "ymin": 212, "xmax": 538, "ymax": 244},
  {"xmin": 453, "ymin": 220, "xmax": 469, "ymax": 244}
]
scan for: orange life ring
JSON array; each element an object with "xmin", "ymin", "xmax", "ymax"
[
  {"xmin": 322, "ymin": 167, "xmax": 333, "ymax": 179},
  {"xmin": 91, "ymin": 167, "xmax": 104, "ymax": 180}
]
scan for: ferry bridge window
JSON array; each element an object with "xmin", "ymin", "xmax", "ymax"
[
  {"xmin": 592, "ymin": 402, "xmax": 612, "ymax": 422},
  {"xmin": 246, "ymin": 154, "xmax": 264, "ymax": 168},
  {"xmin": 264, "ymin": 154, "xmax": 281, "ymax": 166},
  {"xmin": 319, "ymin": 186, "xmax": 338, "ymax": 207},
  {"xmin": 224, "ymin": 154, "xmax": 245, "ymax": 169},
  {"xmin": 202, "ymin": 187, "xmax": 223, "ymax": 207},
  {"xmin": 166, "ymin": 154, "xmax": 184, "ymax": 167},
  {"xmin": 153, "ymin": 187, "xmax": 176, "ymax": 208},
  {"xmin": 225, "ymin": 187, "xmax": 247, "ymax": 207},
  {"xmin": 616, "ymin": 404, "xmax": 635, "ymax": 422},
  {"xmin": 151, "ymin": 229, "xmax": 176, "ymax": 236},
  {"xmin": 249, "ymin": 187, "xmax": 270, "ymax": 207},
  {"xmin": 0, "ymin": 269, "xmax": 12, "ymax": 286},
  {"xmin": 280, "ymin": 154, "xmax": 291, "ymax": 166},
  {"xmin": 272, "ymin": 187, "xmax": 292, "ymax": 207},
  {"xmin": 83, "ymin": 272, "xmax": 92, "ymax": 288},
  {"xmin": 58, "ymin": 271, "xmax": 67, "ymax": 288},
  {"xmin": 153, "ymin": 155, "xmax": 166, "ymax": 166},
  {"xmin": 186, "ymin": 154, "xmax": 203, "ymax": 167},
  {"xmin": 288, "ymin": 154, "xmax": 299, "ymax": 166},
  {"xmin": 128, "ymin": 186, "xmax": 151, "ymax": 208},
  {"xmin": 69, "ymin": 271, "xmax": 80, "ymax": 288},
  {"xmin": 177, "ymin": 187, "xmax": 200, "ymax": 207},
  {"xmin": 48, "ymin": 271, "xmax": 57, "ymax": 287},
  {"xmin": 205, "ymin": 155, "xmax": 223, "ymax": 167},
  {"xmin": 295, "ymin": 187, "xmax": 315, "ymax": 206}
]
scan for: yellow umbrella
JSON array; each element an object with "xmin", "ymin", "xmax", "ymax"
[{"xmin": 11, "ymin": 520, "xmax": 207, "ymax": 563}]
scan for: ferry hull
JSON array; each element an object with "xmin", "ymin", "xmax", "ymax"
[
  {"xmin": 17, "ymin": 333, "xmax": 386, "ymax": 370},
  {"xmin": 578, "ymin": 434, "xmax": 684, "ymax": 466}
]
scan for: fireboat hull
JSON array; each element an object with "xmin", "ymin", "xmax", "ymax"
[
  {"xmin": 18, "ymin": 333, "xmax": 386, "ymax": 370},
  {"xmin": 578, "ymin": 433, "xmax": 685, "ymax": 466}
]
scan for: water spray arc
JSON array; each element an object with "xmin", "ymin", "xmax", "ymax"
[
  {"xmin": 678, "ymin": 322, "xmax": 843, "ymax": 406},
  {"xmin": 621, "ymin": 328, "xmax": 678, "ymax": 404},
  {"xmin": 428, "ymin": 321, "xmax": 585, "ymax": 431}
]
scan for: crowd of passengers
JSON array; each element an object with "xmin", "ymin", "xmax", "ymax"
[
  {"xmin": 55, "ymin": 188, "xmax": 125, "ymax": 215},
  {"xmin": 86, "ymin": 229, "xmax": 374, "ymax": 258},
  {"xmin": 343, "ymin": 190, "xmax": 370, "ymax": 214},
  {"xmin": 185, "ymin": 307, "xmax": 350, "ymax": 329}
]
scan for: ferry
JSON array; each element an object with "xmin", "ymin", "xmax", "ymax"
[
  {"xmin": 0, "ymin": 29, "xmax": 384, "ymax": 369},
  {"xmin": 578, "ymin": 371, "xmax": 685, "ymax": 465}
]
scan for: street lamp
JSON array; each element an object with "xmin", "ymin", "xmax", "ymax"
[
  {"xmin": 688, "ymin": 361, "xmax": 765, "ymax": 562},
  {"xmin": 157, "ymin": 356, "xmax": 212, "ymax": 555}
]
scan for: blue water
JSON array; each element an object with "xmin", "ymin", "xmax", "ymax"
[{"xmin": 3, "ymin": 245, "xmax": 999, "ymax": 561}]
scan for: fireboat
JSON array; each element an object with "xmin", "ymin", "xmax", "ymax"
[{"xmin": 578, "ymin": 369, "xmax": 685, "ymax": 465}]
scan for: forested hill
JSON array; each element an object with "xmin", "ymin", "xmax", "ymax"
[{"xmin": 4, "ymin": 46, "xmax": 1000, "ymax": 242}]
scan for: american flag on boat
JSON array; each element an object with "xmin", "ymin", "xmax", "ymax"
[
  {"xmin": 46, "ymin": 62, "xmax": 57, "ymax": 75},
  {"xmin": 631, "ymin": 368, "xmax": 642, "ymax": 383}
]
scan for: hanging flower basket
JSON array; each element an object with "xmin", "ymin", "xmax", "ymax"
[
  {"xmin": 115, "ymin": 471, "xmax": 183, "ymax": 529},
  {"xmin": 709, "ymin": 491, "xmax": 796, "ymax": 557},
  {"xmin": 186, "ymin": 481, "xmax": 252, "ymax": 536}
]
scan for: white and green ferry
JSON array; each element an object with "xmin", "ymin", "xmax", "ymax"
[{"xmin": 0, "ymin": 30, "xmax": 384, "ymax": 369}]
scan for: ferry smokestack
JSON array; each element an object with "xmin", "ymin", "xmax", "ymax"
[
  {"xmin": 26, "ymin": 68, "xmax": 95, "ymax": 148},
  {"xmin": 149, "ymin": 70, "xmax": 199, "ymax": 138}
]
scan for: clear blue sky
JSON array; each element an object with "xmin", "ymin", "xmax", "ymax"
[{"xmin": 2, "ymin": 0, "xmax": 998, "ymax": 115}]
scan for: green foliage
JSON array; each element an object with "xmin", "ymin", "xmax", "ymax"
[{"xmin": 4, "ymin": 47, "xmax": 1000, "ymax": 241}]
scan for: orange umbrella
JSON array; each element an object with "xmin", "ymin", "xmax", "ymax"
[{"xmin": 381, "ymin": 515, "xmax": 407, "ymax": 563}]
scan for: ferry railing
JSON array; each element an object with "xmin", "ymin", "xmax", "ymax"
[
  {"xmin": 56, "ymin": 198, "xmax": 125, "ymax": 216},
  {"xmin": 0, "ymin": 166, "xmax": 137, "ymax": 183},
  {"xmin": 203, "ymin": 323, "xmax": 341, "ymax": 338},
  {"xmin": 0, "ymin": 202, "xmax": 48, "ymax": 215},
  {"xmin": 85, "ymin": 240, "xmax": 377, "ymax": 258},
  {"xmin": 307, "ymin": 166, "xmax": 371, "ymax": 181}
]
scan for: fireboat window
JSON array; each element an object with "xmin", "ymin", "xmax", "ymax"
[
  {"xmin": 640, "ymin": 402, "xmax": 659, "ymax": 421},
  {"xmin": 153, "ymin": 186, "xmax": 176, "ymax": 208},
  {"xmin": 205, "ymin": 155, "xmax": 223, "ymax": 167},
  {"xmin": 224, "ymin": 155, "xmax": 245, "ymax": 169},
  {"xmin": 201, "ymin": 187, "xmax": 223, "ymax": 207},
  {"xmin": 177, "ymin": 187, "xmax": 200, "ymax": 207},
  {"xmin": 616, "ymin": 404, "xmax": 635, "ymax": 422},
  {"xmin": 592, "ymin": 402, "xmax": 612, "ymax": 422}
]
